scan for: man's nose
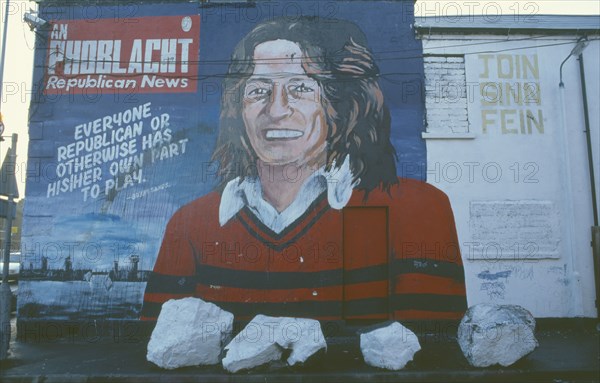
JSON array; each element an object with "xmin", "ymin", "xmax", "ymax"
[{"xmin": 267, "ymin": 84, "xmax": 292, "ymax": 120}]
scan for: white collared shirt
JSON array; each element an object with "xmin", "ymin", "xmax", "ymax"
[{"xmin": 219, "ymin": 156, "xmax": 357, "ymax": 233}]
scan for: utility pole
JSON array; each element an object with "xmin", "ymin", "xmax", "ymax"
[
  {"xmin": 0, "ymin": 0, "xmax": 13, "ymax": 361},
  {"xmin": 0, "ymin": 134, "xmax": 18, "ymax": 360},
  {"xmin": 0, "ymin": 0, "xmax": 10, "ymax": 101}
]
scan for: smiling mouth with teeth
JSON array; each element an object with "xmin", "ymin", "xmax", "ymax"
[{"xmin": 264, "ymin": 130, "xmax": 304, "ymax": 140}]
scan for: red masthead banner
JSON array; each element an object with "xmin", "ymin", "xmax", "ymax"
[{"xmin": 44, "ymin": 15, "xmax": 200, "ymax": 94}]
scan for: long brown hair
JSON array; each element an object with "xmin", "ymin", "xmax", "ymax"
[{"xmin": 212, "ymin": 16, "xmax": 397, "ymax": 193}]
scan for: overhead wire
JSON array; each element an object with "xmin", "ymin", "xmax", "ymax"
[
  {"xmin": 42, "ymin": 33, "xmax": 591, "ymax": 67},
  {"xmin": 37, "ymin": 37, "xmax": 600, "ymax": 82}
]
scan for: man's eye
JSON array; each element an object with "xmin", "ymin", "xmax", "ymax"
[
  {"xmin": 290, "ymin": 82, "xmax": 314, "ymax": 93},
  {"xmin": 247, "ymin": 87, "xmax": 270, "ymax": 96}
]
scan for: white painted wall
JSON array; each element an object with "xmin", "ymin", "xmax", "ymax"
[{"xmin": 420, "ymin": 33, "xmax": 599, "ymax": 317}]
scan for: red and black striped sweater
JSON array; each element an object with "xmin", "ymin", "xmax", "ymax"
[{"xmin": 141, "ymin": 177, "xmax": 467, "ymax": 321}]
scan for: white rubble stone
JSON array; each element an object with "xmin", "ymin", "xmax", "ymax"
[
  {"xmin": 222, "ymin": 315, "xmax": 327, "ymax": 373},
  {"xmin": 275, "ymin": 317, "xmax": 327, "ymax": 366},
  {"xmin": 147, "ymin": 297, "xmax": 234, "ymax": 369},
  {"xmin": 458, "ymin": 303, "xmax": 539, "ymax": 367},
  {"xmin": 359, "ymin": 321, "xmax": 421, "ymax": 370},
  {"xmin": 222, "ymin": 335, "xmax": 283, "ymax": 373}
]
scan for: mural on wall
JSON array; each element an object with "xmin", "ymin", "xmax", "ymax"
[{"xmin": 21, "ymin": 1, "xmax": 466, "ymax": 322}]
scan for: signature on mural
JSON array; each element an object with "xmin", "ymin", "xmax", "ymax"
[
  {"xmin": 126, "ymin": 182, "xmax": 172, "ymax": 201},
  {"xmin": 141, "ymin": 16, "xmax": 467, "ymax": 322}
]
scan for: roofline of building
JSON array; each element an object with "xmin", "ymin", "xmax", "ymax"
[{"xmin": 415, "ymin": 15, "xmax": 600, "ymax": 35}]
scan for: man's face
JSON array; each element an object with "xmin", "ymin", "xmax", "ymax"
[{"xmin": 242, "ymin": 39, "xmax": 328, "ymax": 168}]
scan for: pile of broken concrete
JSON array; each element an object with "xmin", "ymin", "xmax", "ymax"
[
  {"xmin": 146, "ymin": 298, "xmax": 538, "ymax": 372},
  {"xmin": 146, "ymin": 298, "xmax": 330, "ymax": 372}
]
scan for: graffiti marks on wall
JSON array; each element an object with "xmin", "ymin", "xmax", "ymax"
[{"xmin": 478, "ymin": 54, "xmax": 544, "ymax": 134}]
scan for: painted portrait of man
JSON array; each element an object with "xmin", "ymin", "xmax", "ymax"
[{"xmin": 141, "ymin": 16, "xmax": 467, "ymax": 322}]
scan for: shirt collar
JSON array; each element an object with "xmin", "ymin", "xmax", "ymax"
[{"xmin": 219, "ymin": 156, "xmax": 357, "ymax": 229}]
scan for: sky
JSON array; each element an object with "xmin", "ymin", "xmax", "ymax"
[{"xmin": 0, "ymin": 0, "xmax": 599, "ymax": 198}]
